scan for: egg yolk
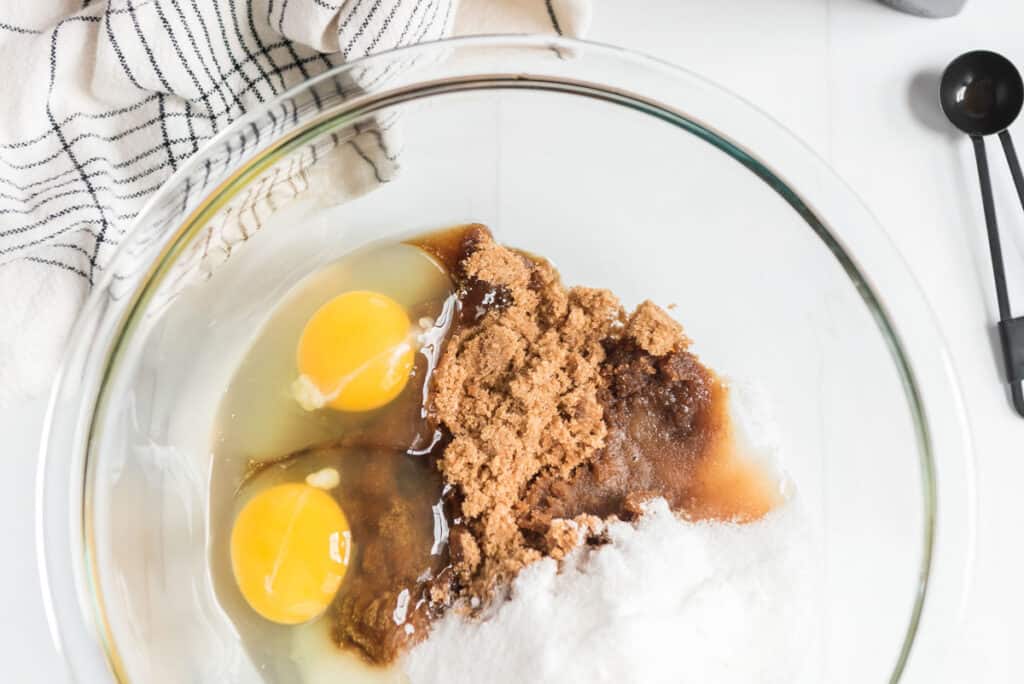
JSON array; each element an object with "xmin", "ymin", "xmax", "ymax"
[
  {"xmin": 230, "ymin": 483, "xmax": 351, "ymax": 625},
  {"xmin": 295, "ymin": 290, "xmax": 415, "ymax": 412}
]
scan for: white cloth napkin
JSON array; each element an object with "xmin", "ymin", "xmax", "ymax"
[{"xmin": 0, "ymin": 0, "xmax": 591, "ymax": 407}]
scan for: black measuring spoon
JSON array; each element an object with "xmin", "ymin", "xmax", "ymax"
[{"xmin": 940, "ymin": 50, "xmax": 1024, "ymax": 418}]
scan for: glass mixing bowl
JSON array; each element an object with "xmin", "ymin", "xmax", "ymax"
[{"xmin": 37, "ymin": 36, "xmax": 975, "ymax": 683}]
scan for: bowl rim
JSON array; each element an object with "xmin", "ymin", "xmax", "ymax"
[{"xmin": 36, "ymin": 33, "xmax": 976, "ymax": 683}]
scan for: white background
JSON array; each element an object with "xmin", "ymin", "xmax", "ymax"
[{"xmin": 4, "ymin": 0, "xmax": 1024, "ymax": 680}]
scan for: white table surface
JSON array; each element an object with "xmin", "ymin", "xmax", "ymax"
[{"xmin": 4, "ymin": 0, "xmax": 1024, "ymax": 680}]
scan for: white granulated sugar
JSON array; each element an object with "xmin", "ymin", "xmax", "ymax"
[{"xmin": 404, "ymin": 498, "xmax": 819, "ymax": 684}]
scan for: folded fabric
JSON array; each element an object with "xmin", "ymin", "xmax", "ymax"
[{"xmin": 0, "ymin": 0, "xmax": 591, "ymax": 407}]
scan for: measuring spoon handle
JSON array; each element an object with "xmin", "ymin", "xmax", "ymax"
[
  {"xmin": 972, "ymin": 136, "xmax": 1024, "ymax": 417},
  {"xmin": 987, "ymin": 132, "xmax": 1024, "ymax": 417}
]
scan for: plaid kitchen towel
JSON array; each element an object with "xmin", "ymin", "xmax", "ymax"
[{"xmin": 0, "ymin": 0, "xmax": 591, "ymax": 406}]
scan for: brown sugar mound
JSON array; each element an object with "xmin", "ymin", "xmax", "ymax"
[
  {"xmin": 421, "ymin": 225, "xmax": 773, "ymax": 609},
  {"xmin": 429, "ymin": 226, "xmax": 622, "ymax": 595}
]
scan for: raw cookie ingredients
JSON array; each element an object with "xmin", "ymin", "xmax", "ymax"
[{"xmin": 216, "ymin": 224, "xmax": 792, "ymax": 676}]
